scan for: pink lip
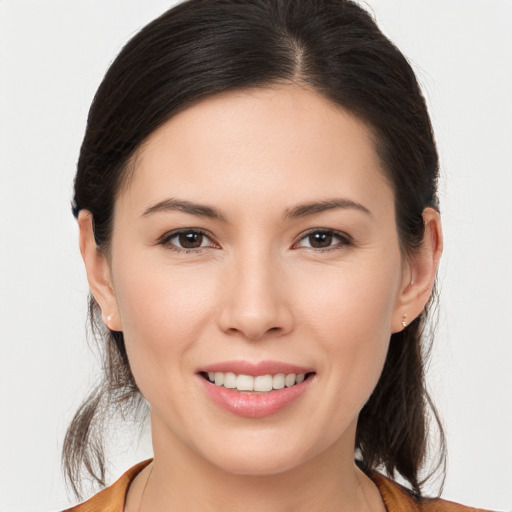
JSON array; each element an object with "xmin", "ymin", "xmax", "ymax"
[
  {"xmin": 199, "ymin": 360, "xmax": 314, "ymax": 376},
  {"xmin": 197, "ymin": 360, "xmax": 315, "ymax": 418},
  {"xmin": 199, "ymin": 378, "xmax": 312, "ymax": 418}
]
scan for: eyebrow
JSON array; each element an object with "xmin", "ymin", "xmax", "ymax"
[
  {"xmin": 283, "ymin": 198, "xmax": 372, "ymax": 220},
  {"xmin": 142, "ymin": 198, "xmax": 227, "ymax": 221},
  {"xmin": 142, "ymin": 197, "xmax": 372, "ymax": 221}
]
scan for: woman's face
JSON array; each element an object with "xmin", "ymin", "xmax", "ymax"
[{"xmin": 105, "ymin": 85, "xmax": 412, "ymax": 475}]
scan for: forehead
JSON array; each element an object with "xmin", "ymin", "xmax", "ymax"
[{"xmin": 118, "ymin": 85, "xmax": 392, "ymax": 219}]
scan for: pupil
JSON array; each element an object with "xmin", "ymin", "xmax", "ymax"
[
  {"xmin": 179, "ymin": 232, "xmax": 202, "ymax": 248},
  {"xmin": 310, "ymin": 232, "xmax": 332, "ymax": 248}
]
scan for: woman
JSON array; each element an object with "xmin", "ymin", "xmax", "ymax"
[{"xmin": 62, "ymin": 0, "xmax": 489, "ymax": 510}]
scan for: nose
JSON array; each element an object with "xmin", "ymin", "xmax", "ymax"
[{"xmin": 217, "ymin": 249, "xmax": 294, "ymax": 341}]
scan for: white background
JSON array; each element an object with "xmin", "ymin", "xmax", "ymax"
[{"xmin": 1, "ymin": 1, "xmax": 511, "ymax": 510}]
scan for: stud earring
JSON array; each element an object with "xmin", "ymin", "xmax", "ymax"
[
  {"xmin": 401, "ymin": 314, "xmax": 407, "ymax": 328},
  {"xmin": 103, "ymin": 314, "xmax": 113, "ymax": 328}
]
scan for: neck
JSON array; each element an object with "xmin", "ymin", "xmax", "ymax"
[{"xmin": 132, "ymin": 418, "xmax": 385, "ymax": 512}]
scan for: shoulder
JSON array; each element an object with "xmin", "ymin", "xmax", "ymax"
[
  {"xmin": 62, "ymin": 460, "xmax": 152, "ymax": 512},
  {"xmin": 371, "ymin": 473, "xmax": 494, "ymax": 512}
]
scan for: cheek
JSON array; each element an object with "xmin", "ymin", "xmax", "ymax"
[
  {"xmin": 112, "ymin": 257, "xmax": 219, "ymax": 387},
  {"xmin": 297, "ymin": 256, "xmax": 400, "ymax": 341},
  {"xmin": 295, "ymin": 258, "xmax": 400, "ymax": 407}
]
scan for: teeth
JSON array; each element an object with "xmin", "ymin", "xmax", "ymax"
[
  {"xmin": 285, "ymin": 374, "xmax": 296, "ymax": 387},
  {"xmin": 254, "ymin": 375, "xmax": 273, "ymax": 392},
  {"xmin": 206, "ymin": 371, "xmax": 308, "ymax": 391},
  {"xmin": 236, "ymin": 374, "xmax": 254, "ymax": 391},
  {"xmin": 273, "ymin": 373, "xmax": 285, "ymax": 389},
  {"xmin": 223, "ymin": 372, "xmax": 236, "ymax": 389}
]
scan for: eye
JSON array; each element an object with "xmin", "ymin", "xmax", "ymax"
[
  {"xmin": 294, "ymin": 230, "xmax": 352, "ymax": 250},
  {"xmin": 159, "ymin": 229, "xmax": 218, "ymax": 252}
]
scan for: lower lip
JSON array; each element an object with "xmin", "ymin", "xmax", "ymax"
[{"xmin": 199, "ymin": 376, "xmax": 313, "ymax": 418}]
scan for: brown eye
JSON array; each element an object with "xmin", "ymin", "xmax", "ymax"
[
  {"xmin": 308, "ymin": 232, "xmax": 333, "ymax": 248},
  {"xmin": 295, "ymin": 230, "xmax": 351, "ymax": 251},
  {"xmin": 178, "ymin": 232, "xmax": 204, "ymax": 249},
  {"xmin": 161, "ymin": 229, "xmax": 216, "ymax": 252}
]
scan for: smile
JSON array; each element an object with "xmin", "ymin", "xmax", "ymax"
[
  {"xmin": 198, "ymin": 365, "xmax": 315, "ymax": 418},
  {"xmin": 204, "ymin": 371, "xmax": 308, "ymax": 392}
]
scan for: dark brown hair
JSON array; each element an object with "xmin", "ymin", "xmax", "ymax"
[{"xmin": 65, "ymin": 0, "xmax": 445, "ymax": 499}]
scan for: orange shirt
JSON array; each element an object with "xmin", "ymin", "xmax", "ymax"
[{"xmin": 63, "ymin": 460, "xmax": 491, "ymax": 512}]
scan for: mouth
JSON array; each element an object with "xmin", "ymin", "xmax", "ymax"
[
  {"xmin": 198, "ymin": 367, "xmax": 316, "ymax": 418},
  {"xmin": 200, "ymin": 371, "xmax": 315, "ymax": 393}
]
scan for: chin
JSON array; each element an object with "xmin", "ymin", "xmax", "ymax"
[
  {"xmin": 194, "ymin": 427, "xmax": 336, "ymax": 478},
  {"xmin": 207, "ymin": 448, "xmax": 306, "ymax": 477}
]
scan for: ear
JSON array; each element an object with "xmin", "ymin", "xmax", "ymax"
[
  {"xmin": 78, "ymin": 210, "xmax": 122, "ymax": 331},
  {"xmin": 391, "ymin": 207, "xmax": 443, "ymax": 333}
]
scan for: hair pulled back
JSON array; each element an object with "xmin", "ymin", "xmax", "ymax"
[{"xmin": 66, "ymin": 0, "xmax": 445, "ymax": 499}]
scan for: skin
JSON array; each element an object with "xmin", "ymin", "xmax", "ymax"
[{"xmin": 79, "ymin": 84, "xmax": 442, "ymax": 512}]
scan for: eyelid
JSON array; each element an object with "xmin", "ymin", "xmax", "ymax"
[
  {"xmin": 158, "ymin": 228, "xmax": 220, "ymax": 252},
  {"xmin": 157, "ymin": 227, "xmax": 351, "ymax": 252},
  {"xmin": 293, "ymin": 228, "xmax": 353, "ymax": 250}
]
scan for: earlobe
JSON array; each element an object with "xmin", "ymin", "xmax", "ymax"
[
  {"xmin": 78, "ymin": 210, "xmax": 122, "ymax": 331},
  {"xmin": 392, "ymin": 207, "xmax": 443, "ymax": 333}
]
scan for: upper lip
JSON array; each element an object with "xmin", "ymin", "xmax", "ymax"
[{"xmin": 198, "ymin": 360, "xmax": 315, "ymax": 376}]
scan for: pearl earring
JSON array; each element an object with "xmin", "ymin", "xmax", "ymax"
[
  {"xmin": 104, "ymin": 314, "xmax": 113, "ymax": 328},
  {"xmin": 401, "ymin": 314, "xmax": 407, "ymax": 328}
]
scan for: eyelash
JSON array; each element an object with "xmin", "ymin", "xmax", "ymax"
[
  {"xmin": 158, "ymin": 228, "xmax": 218, "ymax": 253},
  {"xmin": 158, "ymin": 228, "xmax": 353, "ymax": 253},
  {"xmin": 294, "ymin": 229, "xmax": 353, "ymax": 252}
]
